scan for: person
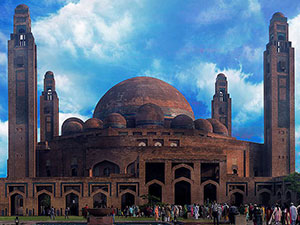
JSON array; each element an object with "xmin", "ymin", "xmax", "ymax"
[
  {"xmin": 217, "ymin": 204, "xmax": 222, "ymax": 224},
  {"xmin": 297, "ymin": 204, "xmax": 300, "ymax": 225},
  {"xmin": 154, "ymin": 205, "xmax": 159, "ymax": 221},
  {"xmin": 266, "ymin": 206, "xmax": 272, "ymax": 225},
  {"xmin": 83, "ymin": 204, "xmax": 88, "ymax": 218},
  {"xmin": 194, "ymin": 204, "xmax": 199, "ymax": 220},
  {"xmin": 290, "ymin": 203, "xmax": 298, "ymax": 225},
  {"xmin": 253, "ymin": 204, "xmax": 262, "ymax": 225},
  {"xmin": 50, "ymin": 206, "xmax": 55, "ymax": 220},
  {"xmin": 212, "ymin": 202, "xmax": 219, "ymax": 225},
  {"xmin": 270, "ymin": 204, "xmax": 282, "ymax": 225},
  {"xmin": 229, "ymin": 205, "xmax": 238, "ymax": 225},
  {"xmin": 65, "ymin": 207, "xmax": 69, "ymax": 219},
  {"xmin": 111, "ymin": 206, "xmax": 115, "ymax": 223}
]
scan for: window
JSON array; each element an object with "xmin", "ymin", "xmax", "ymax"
[
  {"xmin": 47, "ymin": 89, "xmax": 53, "ymax": 101},
  {"xmin": 137, "ymin": 139, "xmax": 148, "ymax": 146},
  {"xmin": 170, "ymin": 139, "xmax": 180, "ymax": 147},
  {"xmin": 277, "ymin": 61, "xmax": 286, "ymax": 72},
  {"xmin": 72, "ymin": 168, "xmax": 78, "ymax": 176},
  {"xmin": 19, "ymin": 34, "xmax": 26, "ymax": 46},
  {"xmin": 277, "ymin": 32, "xmax": 286, "ymax": 41},
  {"xmin": 103, "ymin": 168, "xmax": 110, "ymax": 177}
]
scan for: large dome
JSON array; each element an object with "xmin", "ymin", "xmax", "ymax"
[{"xmin": 93, "ymin": 77, "xmax": 194, "ymax": 123}]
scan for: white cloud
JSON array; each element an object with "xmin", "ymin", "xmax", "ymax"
[
  {"xmin": 289, "ymin": 15, "xmax": 300, "ymax": 114},
  {"xmin": 32, "ymin": 0, "xmax": 133, "ymax": 61},
  {"xmin": 0, "ymin": 52, "xmax": 7, "ymax": 65},
  {"xmin": 242, "ymin": 46, "xmax": 263, "ymax": 62},
  {"xmin": 174, "ymin": 62, "xmax": 263, "ymax": 125},
  {"xmin": 248, "ymin": 0, "xmax": 261, "ymax": 13},
  {"xmin": 0, "ymin": 120, "xmax": 8, "ymax": 177}
]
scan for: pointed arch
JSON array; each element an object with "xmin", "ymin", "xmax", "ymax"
[
  {"xmin": 92, "ymin": 160, "xmax": 120, "ymax": 177},
  {"xmin": 172, "ymin": 176, "xmax": 194, "ymax": 185}
]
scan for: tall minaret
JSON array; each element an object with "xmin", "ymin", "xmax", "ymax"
[
  {"xmin": 40, "ymin": 71, "xmax": 59, "ymax": 142},
  {"xmin": 211, "ymin": 73, "xmax": 232, "ymax": 136},
  {"xmin": 7, "ymin": 4, "xmax": 37, "ymax": 178},
  {"xmin": 264, "ymin": 12, "xmax": 295, "ymax": 177}
]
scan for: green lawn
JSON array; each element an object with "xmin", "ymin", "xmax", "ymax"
[
  {"xmin": 0, "ymin": 216, "xmax": 86, "ymax": 221},
  {"xmin": 0, "ymin": 216, "xmax": 227, "ymax": 224}
]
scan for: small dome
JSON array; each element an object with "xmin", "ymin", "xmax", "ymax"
[
  {"xmin": 171, "ymin": 114, "xmax": 194, "ymax": 129},
  {"xmin": 217, "ymin": 73, "xmax": 226, "ymax": 80},
  {"xmin": 273, "ymin": 12, "xmax": 285, "ymax": 18},
  {"xmin": 62, "ymin": 117, "xmax": 84, "ymax": 135},
  {"xmin": 194, "ymin": 119, "xmax": 213, "ymax": 133},
  {"xmin": 16, "ymin": 4, "xmax": 29, "ymax": 9},
  {"xmin": 83, "ymin": 118, "xmax": 103, "ymax": 130},
  {"xmin": 104, "ymin": 113, "xmax": 126, "ymax": 128},
  {"xmin": 136, "ymin": 103, "xmax": 164, "ymax": 128},
  {"xmin": 45, "ymin": 71, "xmax": 54, "ymax": 78},
  {"xmin": 207, "ymin": 119, "xmax": 228, "ymax": 136}
]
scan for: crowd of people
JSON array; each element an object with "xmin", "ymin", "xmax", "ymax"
[{"xmin": 116, "ymin": 202, "xmax": 300, "ymax": 225}]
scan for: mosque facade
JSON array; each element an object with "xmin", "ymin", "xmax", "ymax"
[{"xmin": 0, "ymin": 5, "xmax": 297, "ymax": 216}]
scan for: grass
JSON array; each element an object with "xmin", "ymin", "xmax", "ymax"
[
  {"xmin": 0, "ymin": 216, "xmax": 230, "ymax": 224},
  {"xmin": 0, "ymin": 216, "xmax": 86, "ymax": 221}
]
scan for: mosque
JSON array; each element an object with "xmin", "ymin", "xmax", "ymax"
[{"xmin": 0, "ymin": 5, "xmax": 296, "ymax": 216}]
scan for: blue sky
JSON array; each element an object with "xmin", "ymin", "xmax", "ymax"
[{"xmin": 0, "ymin": 0, "xmax": 300, "ymax": 177}]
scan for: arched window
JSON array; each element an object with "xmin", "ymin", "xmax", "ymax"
[
  {"xmin": 103, "ymin": 168, "xmax": 110, "ymax": 177},
  {"xmin": 219, "ymin": 91, "xmax": 224, "ymax": 101},
  {"xmin": 233, "ymin": 169, "xmax": 238, "ymax": 175},
  {"xmin": 47, "ymin": 89, "xmax": 53, "ymax": 101},
  {"xmin": 93, "ymin": 161, "xmax": 120, "ymax": 177}
]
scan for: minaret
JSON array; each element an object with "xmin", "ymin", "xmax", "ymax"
[
  {"xmin": 264, "ymin": 12, "xmax": 295, "ymax": 177},
  {"xmin": 211, "ymin": 73, "xmax": 232, "ymax": 136},
  {"xmin": 7, "ymin": 4, "xmax": 37, "ymax": 178},
  {"xmin": 40, "ymin": 71, "xmax": 59, "ymax": 142}
]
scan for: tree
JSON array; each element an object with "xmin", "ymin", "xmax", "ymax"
[
  {"xmin": 284, "ymin": 172, "xmax": 300, "ymax": 194},
  {"xmin": 140, "ymin": 194, "xmax": 160, "ymax": 206}
]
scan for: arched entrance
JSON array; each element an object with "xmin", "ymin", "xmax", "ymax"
[
  {"xmin": 93, "ymin": 193, "xmax": 107, "ymax": 208},
  {"xmin": 38, "ymin": 193, "xmax": 51, "ymax": 215},
  {"xmin": 66, "ymin": 193, "xmax": 79, "ymax": 215},
  {"xmin": 259, "ymin": 192, "xmax": 270, "ymax": 206},
  {"xmin": 204, "ymin": 183, "xmax": 217, "ymax": 203},
  {"xmin": 148, "ymin": 183, "xmax": 162, "ymax": 203},
  {"xmin": 11, "ymin": 194, "xmax": 24, "ymax": 216},
  {"xmin": 121, "ymin": 193, "xmax": 135, "ymax": 210},
  {"xmin": 230, "ymin": 192, "xmax": 243, "ymax": 206},
  {"xmin": 175, "ymin": 181, "xmax": 191, "ymax": 205}
]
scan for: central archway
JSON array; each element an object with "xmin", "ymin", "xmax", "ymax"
[
  {"xmin": 259, "ymin": 192, "xmax": 270, "ymax": 206},
  {"xmin": 38, "ymin": 193, "xmax": 51, "ymax": 215},
  {"xmin": 121, "ymin": 193, "xmax": 135, "ymax": 210},
  {"xmin": 11, "ymin": 194, "xmax": 24, "ymax": 216},
  {"xmin": 93, "ymin": 193, "xmax": 107, "ymax": 208},
  {"xmin": 204, "ymin": 183, "xmax": 217, "ymax": 203},
  {"xmin": 175, "ymin": 181, "xmax": 191, "ymax": 205},
  {"xmin": 230, "ymin": 192, "xmax": 243, "ymax": 206},
  {"xmin": 66, "ymin": 193, "xmax": 79, "ymax": 216},
  {"xmin": 148, "ymin": 183, "xmax": 162, "ymax": 203}
]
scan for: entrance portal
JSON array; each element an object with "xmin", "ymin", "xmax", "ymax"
[
  {"xmin": 204, "ymin": 183, "xmax": 217, "ymax": 203},
  {"xmin": 38, "ymin": 193, "xmax": 51, "ymax": 215},
  {"xmin": 66, "ymin": 193, "xmax": 79, "ymax": 215},
  {"xmin": 175, "ymin": 181, "xmax": 191, "ymax": 205},
  {"xmin": 148, "ymin": 183, "xmax": 162, "ymax": 203},
  {"xmin": 11, "ymin": 194, "xmax": 24, "ymax": 216},
  {"xmin": 121, "ymin": 193, "xmax": 135, "ymax": 210},
  {"xmin": 230, "ymin": 192, "xmax": 243, "ymax": 206},
  {"xmin": 93, "ymin": 193, "xmax": 107, "ymax": 208},
  {"xmin": 259, "ymin": 192, "xmax": 270, "ymax": 206}
]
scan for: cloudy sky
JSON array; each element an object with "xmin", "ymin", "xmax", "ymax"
[{"xmin": 0, "ymin": 0, "xmax": 300, "ymax": 177}]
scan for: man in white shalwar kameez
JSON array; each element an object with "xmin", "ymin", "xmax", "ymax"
[{"xmin": 290, "ymin": 203, "xmax": 298, "ymax": 225}]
